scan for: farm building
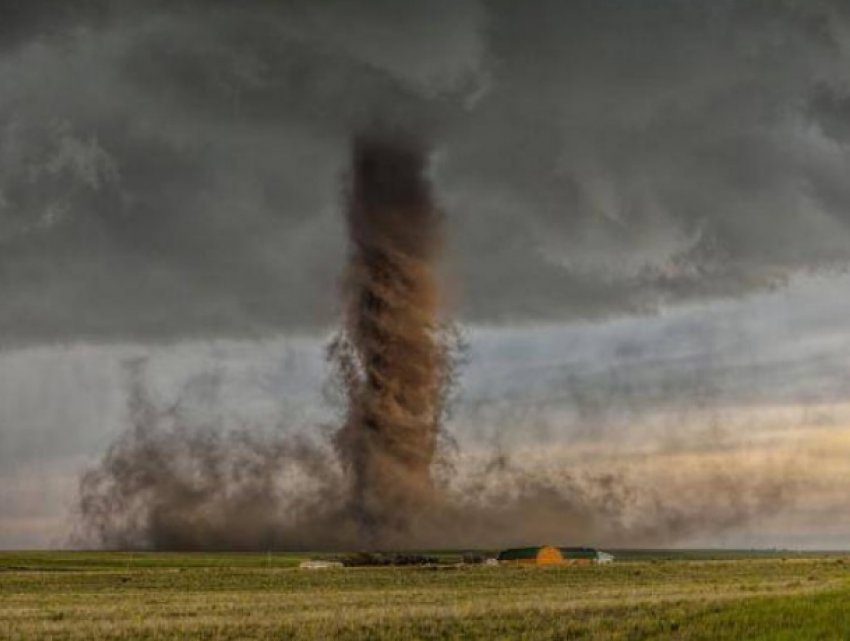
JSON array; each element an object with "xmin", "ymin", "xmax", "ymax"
[
  {"xmin": 497, "ymin": 546, "xmax": 614, "ymax": 566},
  {"xmin": 560, "ymin": 547, "xmax": 615, "ymax": 565},
  {"xmin": 497, "ymin": 546, "xmax": 565, "ymax": 565}
]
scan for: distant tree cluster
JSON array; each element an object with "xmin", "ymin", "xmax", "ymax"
[{"xmin": 340, "ymin": 552, "xmax": 440, "ymax": 567}]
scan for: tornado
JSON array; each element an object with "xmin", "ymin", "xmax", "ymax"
[
  {"xmin": 75, "ymin": 132, "xmax": 456, "ymax": 551},
  {"xmin": 331, "ymin": 133, "xmax": 450, "ymax": 542}
]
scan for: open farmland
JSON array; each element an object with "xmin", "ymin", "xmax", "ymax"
[{"xmin": 2, "ymin": 552, "xmax": 850, "ymax": 639}]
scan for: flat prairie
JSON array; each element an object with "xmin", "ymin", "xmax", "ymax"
[{"xmin": 1, "ymin": 551, "xmax": 849, "ymax": 640}]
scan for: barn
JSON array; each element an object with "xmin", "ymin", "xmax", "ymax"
[
  {"xmin": 497, "ymin": 546, "xmax": 614, "ymax": 566},
  {"xmin": 497, "ymin": 546, "xmax": 565, "ymax": 565}
]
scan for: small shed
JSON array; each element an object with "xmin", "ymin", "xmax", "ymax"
[
  {"xmin": 299, "ymin": 560, "xmax": 344, "ymax": 570},
  {"xmin": 596, "ymin": 551, "xmax": 615, "ymax": 564}
]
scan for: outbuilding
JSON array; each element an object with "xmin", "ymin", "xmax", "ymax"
[
  {"xmin": 299, "ymin": 560, "xmax": 344, "ymax": 569},
  {"xmin": 559, "ymin": 547, "xmax": 614, "ymax": 565}
]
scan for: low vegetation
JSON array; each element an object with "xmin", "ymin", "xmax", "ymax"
[{"xmin": 1, "ymin": 551, "xmax": 849, "ymax": 639}]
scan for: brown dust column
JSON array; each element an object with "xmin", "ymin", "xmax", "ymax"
[{"xmin": 333, "ymin": 133, "xmax": 447, "ymax": 543}]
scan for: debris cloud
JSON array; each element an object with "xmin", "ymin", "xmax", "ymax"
[
  {"xmin": 75, "ymin": 359, "xmax": 351, "ymax": 550},
  {"xmin": 74, "ymin": 133, "xmax": 806, "ymax": 551},
  {"xmin": 75, "ymin": 360, "xmax": 805, "ymax": 550}
]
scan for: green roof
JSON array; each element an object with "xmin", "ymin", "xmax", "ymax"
[{"xmin": 497, "ymin": 547, "xmax": 546, "ymax": 561}]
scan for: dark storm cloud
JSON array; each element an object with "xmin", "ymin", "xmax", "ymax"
[
  {"xmin": 0, "ymin": 1, "xmax": 104, "ymax": 51},
  {"xmin": 3, "ymin": 0, "xmax": 850, "ymax": 339},
  {"xmin": 441, "ymin": 0, "xmax": 850, "ymax": 319}
]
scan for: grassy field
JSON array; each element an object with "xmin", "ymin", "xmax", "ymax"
[{"xmin": 2, "ymin": 551, "xmax": 850, "ymax": 639}]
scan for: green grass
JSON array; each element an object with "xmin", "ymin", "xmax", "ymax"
[{"xmin": 1, "ymin": 552, "xmax": 849, "ymax": 639}]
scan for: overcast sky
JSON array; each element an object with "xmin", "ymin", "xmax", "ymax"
[{"xmin": 3, "ymin": 0, "xmax": 850, "ymax": 549}]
